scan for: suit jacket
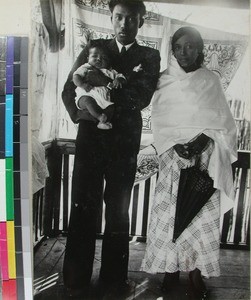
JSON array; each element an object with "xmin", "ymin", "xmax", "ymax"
[{"xmin": 62, "ymin": 39, "xmax": 160, "ymax": 155}]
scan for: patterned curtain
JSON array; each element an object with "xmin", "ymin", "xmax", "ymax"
[
  {"xmin": 56, "ymin": 0, "xmax": 248, "ymax": 143},
  {"xmin": 58, "ymin": 0, "xmax": 165, "ymax": 137},
  {"xmin": 204, "ymin": 42, "xmax": 246, "ymax": 90},
  {"xmin": 140, "ymin": 18, "xmax": 248, "ymax": 133}
]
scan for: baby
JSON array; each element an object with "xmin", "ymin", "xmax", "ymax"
[{"xmin": 73, "ymin": 45, "xmax": 126, "ymax": 129}]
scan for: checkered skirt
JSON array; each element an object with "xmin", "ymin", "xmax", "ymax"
[{"xmin": 141, "ymin": 141, "xmax": 221, "ymax": 277}]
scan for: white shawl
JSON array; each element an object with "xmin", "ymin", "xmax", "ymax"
[{"xmin": 151, "ymin": 57, "xmax": 237, "ymax": 214}]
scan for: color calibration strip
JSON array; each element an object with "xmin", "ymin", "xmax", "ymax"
[{"xmin": 0, "ymin": 37, "xmax": 32, "ymax": 300}]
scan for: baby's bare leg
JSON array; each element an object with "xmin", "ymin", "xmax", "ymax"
[
  {"xmin": 78, "ymin": 96, "xmax": 105, "ymax": 121},
  {"xmin": 103, "ymin": 104, "xmax": 114, "ymax": 122}
]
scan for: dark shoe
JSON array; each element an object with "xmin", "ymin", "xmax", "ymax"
[
  {"xmin": 200, "ymin": 290, "xmax": 209, "ymax": 300},
  {"xmin": 98, "ymin": 277, "xmax": 135, "ymax": 290},
  {"xmin": 188, "ymin": 269, "xmax": 209, "ymax": 300},
  {"xmin": 161, "ymin": 271, "xmax": 180, "ymax": 292},
  {"xmin": 101, "ymin": 279, "xmax": 135, "ymax": 299},
  {"xmin": 187, "ymin": 286, "xmax": 209, "ymax": 300},
  {"xmin": 66, "ymin": 286, "xmax": 89, "ymax": 298},
  {"xmin": 117, "ymin": 279, "xmax": 136, "ymax": 291}
]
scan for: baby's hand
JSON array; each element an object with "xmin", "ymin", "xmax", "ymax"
[
  {"xmin": 83, "ymin": 63, "xmax": 94, "ymax": 70},
  {"xmin": 84, "ymin": 83, "xmax": 93, "ymax": 92},
  {"xmin": 112, "ymin": 77, "xmax": 126, "ymax": 89}
]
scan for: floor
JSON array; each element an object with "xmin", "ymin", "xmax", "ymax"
[{"xmin": 34, "ymin": 237, "xmax": 250, "ymax": 300}]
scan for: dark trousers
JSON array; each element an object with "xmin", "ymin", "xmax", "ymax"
[{"xmin": 63, "ymin": 120, "xmax": 137, "ymax": 288}]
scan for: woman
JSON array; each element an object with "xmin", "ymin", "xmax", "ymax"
[{"xmin": 141, "ymin": 27, "xmax": 237, "ymax": 299}]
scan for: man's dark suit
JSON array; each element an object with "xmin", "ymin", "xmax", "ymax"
[{"xmin": 62, "ymin": 38, "xmax": 160, "ymax": 288}]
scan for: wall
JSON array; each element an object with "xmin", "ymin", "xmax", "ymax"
[{"xmin": 0, "ymin": 0, "xmax": 31, "ymax": 35}]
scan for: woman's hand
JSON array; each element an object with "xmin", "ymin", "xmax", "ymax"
[
  {"xmin": 186, "ymin": 134, "xmax": 210, "ymax": 157},
  {"xmin": 174, "ymin": 134, "xmax": 210, "ymax": 159},
  {"xmin": 173, "ymin": 144, "xmax": 191, "ymax": 159}
]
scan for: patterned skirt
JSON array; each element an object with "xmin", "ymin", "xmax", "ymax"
[{"xmin": 141, "ymin": 141, "xmax": 220, "ymax": 278}]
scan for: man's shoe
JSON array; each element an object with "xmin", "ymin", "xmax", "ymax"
[
  {"xmin": 66, "ymin": 286, "xmax": 89, "ymax": 298},
  {"xmin": 117, "ymin": 279, "xmax": 136, "ymax": 291},
  {"xmin": 106, "ymin": 279, "xmax": 135, "ymax": 298}
]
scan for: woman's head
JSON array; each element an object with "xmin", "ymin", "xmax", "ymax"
[{"xmin": 171, "ymin": 27, "xmax": 204, "ymax": 71}]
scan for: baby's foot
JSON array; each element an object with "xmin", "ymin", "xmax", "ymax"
[
  {"xmin": 98, "ymin": 113, "xmax": 107, "ymax": 123},
  {"xmin": 97, "ymin": 122, "xmax": 113, "ymax": 130}
]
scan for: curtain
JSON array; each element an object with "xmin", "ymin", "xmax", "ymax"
[
  {"xmin": 31, "ymin": 0, "xmax": 249, "ymax": 144},
  {"xmin": 40, "ymin": 0, "xmax": 65, "ymax": 52},
  {"xmin": 56, "ymin": 1, "xmax": 248, "ymax": 138},
  {"xmin": 31, "ymin": 0, "xmax": 65, "ymax": 142}
]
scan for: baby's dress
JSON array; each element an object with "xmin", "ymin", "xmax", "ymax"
[{"xmin": 74, "ymin": 64, "xmax": 119, "ymax": 109}]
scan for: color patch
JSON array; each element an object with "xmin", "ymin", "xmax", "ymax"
[
  {"xmin": 0, "ymin": 37, "xmax": 7, "ymax": 96},
  {"xmin": 0, "ymin": 160, "xmax": 6, "ymax": 221},
  {"xmin": 5, "ymin": 94, "xmax": 13, "ymax": 157},
  {"xmin": 6, "ymin": 158, "xmax": 14, "ymax": 221},
  {"xmin": 2, "ymin": 279, "xmax": 17, "ymax": 300},
  {"xmin": 7, "ymin": 221, "xmax": 16, "ymax": 279},
  {"xmin": 0, "ymin": 36, "xmax": 31, "ymax": 300},
  {"xmin": 6, "ymin": 37, "xmax": 14, "ymax": 95},
  {"xmin": 0, "ymin": 100, "xmax": 5, "ymax": 159},
  {"xmin": 0, "ymin": 222, "xmax": 9, "ymax": 280}
]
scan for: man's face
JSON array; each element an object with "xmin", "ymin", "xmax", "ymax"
[{"xmin": 111, "ymin": 4, "xmax": 142, "ymax": 45}]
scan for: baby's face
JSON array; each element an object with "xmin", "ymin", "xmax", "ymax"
[{"xmin": 88, "ymin": 47, "xmax": 110, "ymax": 69}]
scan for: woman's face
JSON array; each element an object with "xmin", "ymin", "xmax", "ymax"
[{"xmin": 173, "ymin": 34, "xmax": 199, "ymax": 68}]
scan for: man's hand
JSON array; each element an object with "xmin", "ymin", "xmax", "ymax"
[
  {"xmin": 112, "ymin": 77, "xmax": 126, "ymax": 89},
  {"xmin": 76, "ymin": 109, "xmax": 96, "ymax": 122}
]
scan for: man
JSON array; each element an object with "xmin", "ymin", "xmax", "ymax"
[{"xmin": 62, "ymin": 0, "xmax": 160, "ymax": 296}]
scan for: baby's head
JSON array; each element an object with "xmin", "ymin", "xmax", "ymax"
[{"xmin": 87, "ymin": 46, "xmax": 110, "ymax": 69}]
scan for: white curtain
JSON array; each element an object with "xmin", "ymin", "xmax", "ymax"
[{"xmin": 31, "ymin": 0, "xmax": 249, "ymax": 146}]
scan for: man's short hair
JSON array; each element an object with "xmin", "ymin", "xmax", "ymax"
[{"xmin": 108, "ymin": 0, "xmax": 146, "ymax": 19}]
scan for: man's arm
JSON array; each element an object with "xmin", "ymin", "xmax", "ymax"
[
  {"xmin": 73, "ymin": 74, "xmax": 86, "ymax": 89},
  {"xmin": 62, "ymin": 45, "xmax": 89, "ymax": 123}
]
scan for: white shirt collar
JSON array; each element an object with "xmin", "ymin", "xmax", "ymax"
[{"xmin": 115, "ymin": 39, "xmax": 135, "ymax": 52}]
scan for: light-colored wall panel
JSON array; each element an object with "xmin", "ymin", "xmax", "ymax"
[{"xmin": 0, "ymin": 0, "xmax": 30, "ymax": 35}]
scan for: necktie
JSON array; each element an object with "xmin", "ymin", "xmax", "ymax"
[{"xmin": 121, "ymin": 46, "xmax": 126, "ymax": 56}]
